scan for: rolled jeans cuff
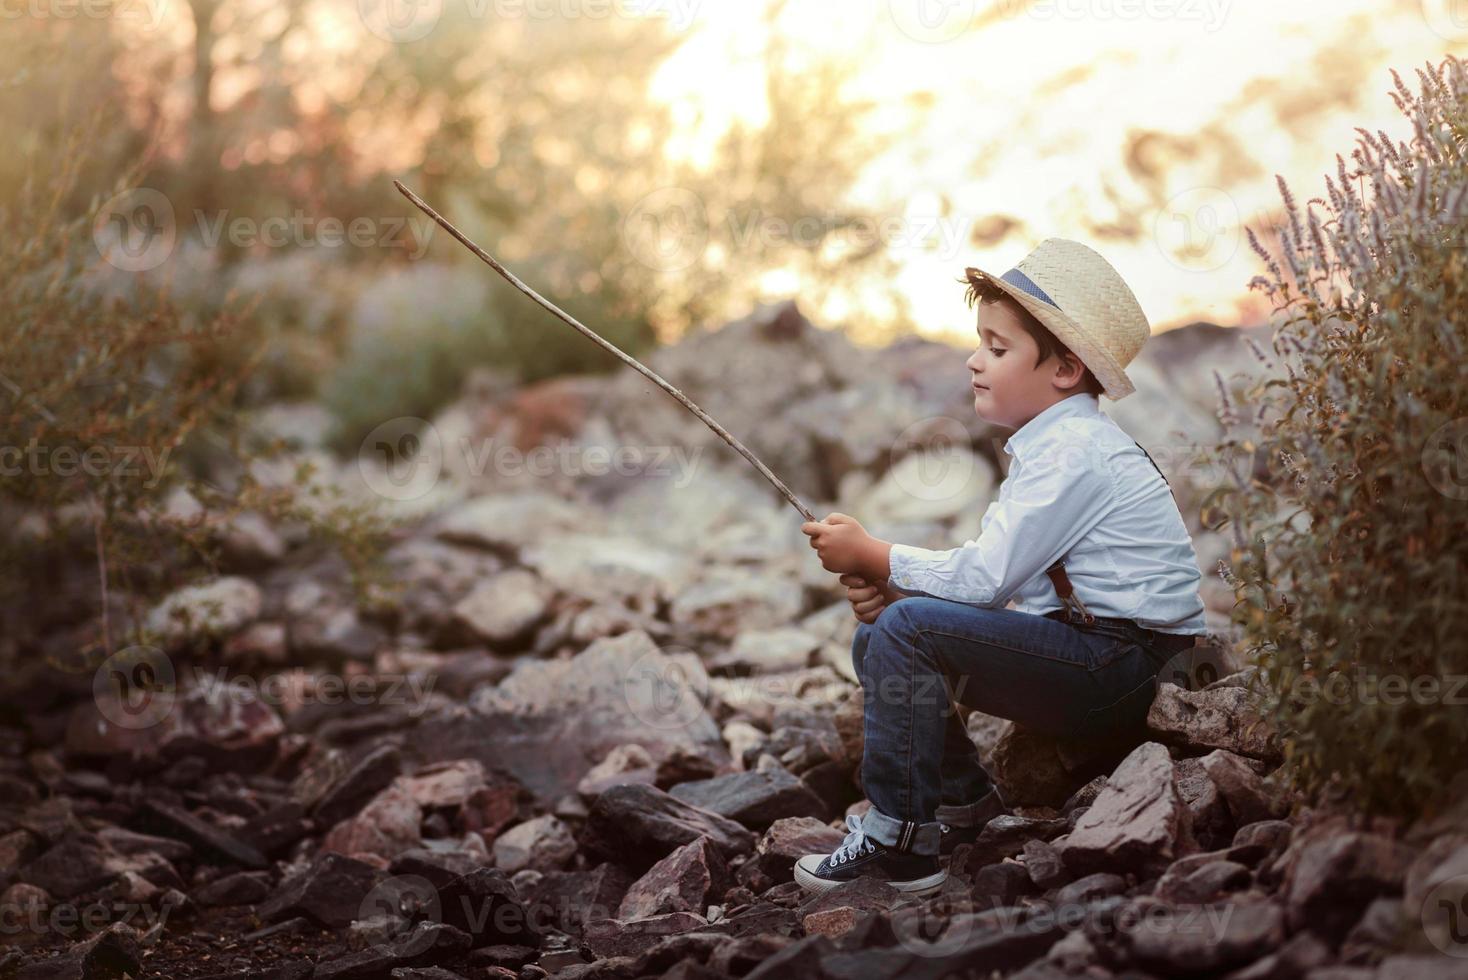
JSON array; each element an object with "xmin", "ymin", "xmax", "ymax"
[
  {"xmin": 934, "ymin": 786, "xmax": 1006, "ymax": 828},
  {"xmin": 859, "ymin": 804, "xmax": 942, "ymax": 856}
]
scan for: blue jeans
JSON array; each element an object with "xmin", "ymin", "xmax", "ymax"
[{"xmin": 851, "ymin": 596, "xmax": 1179, "ymax": 855}]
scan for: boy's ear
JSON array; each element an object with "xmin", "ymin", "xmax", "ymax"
[{"xmin": 1052, "ymin": 350, "xmax": 1088, "ymax": 391}]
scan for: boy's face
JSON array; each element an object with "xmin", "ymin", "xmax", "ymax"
[{"xmin": 965, "ymin": 296, "xmax": 1088, "ymax": 430}]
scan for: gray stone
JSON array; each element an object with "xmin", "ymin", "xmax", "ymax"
[
  {"xmin": 1060, "ymin": 742, "xmax": 1195, "ymax": 877},
  {"xmin": 1147, "ymin": 683, "xmax": 1280, "ymax": 761},
  {"xmin": 668, "ymin": 762, "xmax": 826, "ymax": 830},
  {"xmin": 582, "ymin": 783, "xmax": 755, "ymax": 871},
  {"xmin": 413, "ymin": 630, "xmax": 726, "ymax": 804},
  {"xmin": 618, "ymin": 837, "xmax": 731, "ymax": 920}
]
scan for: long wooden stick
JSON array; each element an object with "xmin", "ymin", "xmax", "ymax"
[{"xmin": 393, "ymin": 180, "xmax": 817, "ymax": 523}]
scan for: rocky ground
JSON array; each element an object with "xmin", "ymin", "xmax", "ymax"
[{"xmin": 3, "ymin": 303, "xmax": 1464, "ymax": 978}]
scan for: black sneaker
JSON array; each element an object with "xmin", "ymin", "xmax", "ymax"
[
  {"xmin": 794, "ymin": 816, "xmax": 947, "ymax": 896},
  {"xmin": 937, "ymin": 786, "xmax": 1009, "ymax": 858}
]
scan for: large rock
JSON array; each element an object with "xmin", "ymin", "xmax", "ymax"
[
  {"xmin": 742, "ymin": 817, "xmax": 846, "ymax": 887},
  {"xmin": 667, "ymin": 761, "xmax": 826, "ymax": 830},
  {"xmin": 518, "ymin": 863, "xmax": 636, "ymax": 936},
  {"xmin": 411, "ymin": 630, "xmax": 726, "ymax": 804},
  {"xmin": 668, "ymin": 568, "xmax": 806, "ymax": 642},
  {"xmin": 435, "ymin": 492, "xmax": 593, "ymax": 554},
  {"xmin": 283, "ymin": 580, "xmax": 386, "ymax": 662},
  {"xmin": 312, "ymin": 745, "xmax": 404, "ymax": 828},
  {"xmin": 492, "ymin": 815, "xmax": 577, "ymax": 874},
  {"xmin": 321, "ymin": 782, "xmax": 422, "ymax": 863},
  {"xmin": 67, "ymin": 670, "xmax": 284, "ymax": 770},
  {"xmin": 522, "ymin": 532, "xmax": 692, "ymax": 609},
  {"xmin": 259, "ymin": 853, "xmax": 385, "ymax": 928},
  {"xmin": 617, "ymin": 836, "xmax": 731, "ymax": 919},
  {"xmin": 1282, "ymin": 829, "xmax": 1413, "ymax": 941},
  {"xmin": 601, "ymin": 300, "xmax": 875, "ymax": 507},
  {"xmin": 1200, "ymin": 749, "xmax": 1283, "ymax": 827},
  {"xmin": 449, "ymin": 569, "xmax": 553, "ymax": 647},
  {"xmin": 437, "ymin": 868, "xmax": 541, "ymax": 948},
  {"xmin": 145, "ymin": 576, "xmax": 263, "ymax": 647},
  {"xmin": 1146, "ymin": 683, "xmax": 1280, "ymax": 761},
  {"xmin": 1124, "ymin": 898, "xmax": 1285, "ymax": 974},
  {"xmin": 581, "ymin": 784, "xmax": 755, "ymax": 871},
  {"xmin": 1059, "ymin": 742, "xmax": 1195, "ymax": 876}
]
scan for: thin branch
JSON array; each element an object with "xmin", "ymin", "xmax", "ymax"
[{"xmin": 393, "ymin": 179, "xmax": 817, "ymax": 523}]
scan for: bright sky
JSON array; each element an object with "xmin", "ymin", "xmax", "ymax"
[{"xmin": 645, "ymin": 0, "xmax": 1468, "ymax": 343}]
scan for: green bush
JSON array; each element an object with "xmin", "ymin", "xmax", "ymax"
[
  {"xmin": 1203, "ymin": 55, "xmax": 1468, "ymax": 817},
  {"xmin": 321, "ymin": 254, "xmax": 655, "ymax": 455},
  {"xmin": 0, "ymin": 121, "xmax": 394, "ymax": 664}
]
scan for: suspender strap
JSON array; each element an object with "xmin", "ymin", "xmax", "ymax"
[{"xmin": 1045, "ymin": 439, "xmax": 1174, "ymax": 626}]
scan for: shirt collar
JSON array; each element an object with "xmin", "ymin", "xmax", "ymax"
[{"xmin": 1003, "ymin": 393, "xmax": 1100, "ymax": 458}]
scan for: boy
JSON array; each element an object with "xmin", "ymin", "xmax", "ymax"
[{"xmin": 797, "ymin": 238, "xmax": 1207, "ymax": 895}]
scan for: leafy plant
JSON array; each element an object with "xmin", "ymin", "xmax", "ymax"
[{"xmin": 1202, "ymin": 54, "xmax": 1468, "ymax": 817}]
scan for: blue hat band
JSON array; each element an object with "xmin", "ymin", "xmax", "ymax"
[{"xmin": 1000, "ymin": 268, "xmax": 1061, "ymax": 312}]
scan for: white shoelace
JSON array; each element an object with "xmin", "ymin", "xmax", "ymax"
[{"xmin": 828, "ymin": 814, "xmax": 877, "ymax": 865}]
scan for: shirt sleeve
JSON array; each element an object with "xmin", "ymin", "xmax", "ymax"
[{"xmin": 885, "ymin": 435, "xmax": 1116, "ymax": 607}]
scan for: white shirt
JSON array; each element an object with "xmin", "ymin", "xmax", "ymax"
[{"xmin": 887, "ymin": 392, "xmax": 1208, "ymax": 635}]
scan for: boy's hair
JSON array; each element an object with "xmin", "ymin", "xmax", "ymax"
[{"xmin": 959, "ymin": 268, "xmax": 1106, "ymax": 397}]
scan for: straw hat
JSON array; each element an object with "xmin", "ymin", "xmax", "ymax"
[{"xmin": 967, "ymin": 238, "xmax": 1151, "ymax": 400}]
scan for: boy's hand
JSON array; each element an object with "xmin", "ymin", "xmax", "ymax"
[
  {"xmin": 800, "ymin": 512, "xmax": 891, "ymax": 580},
  {"xmin": 841, "ymin": 573, "xmax": 895, "ymax": 625}
]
